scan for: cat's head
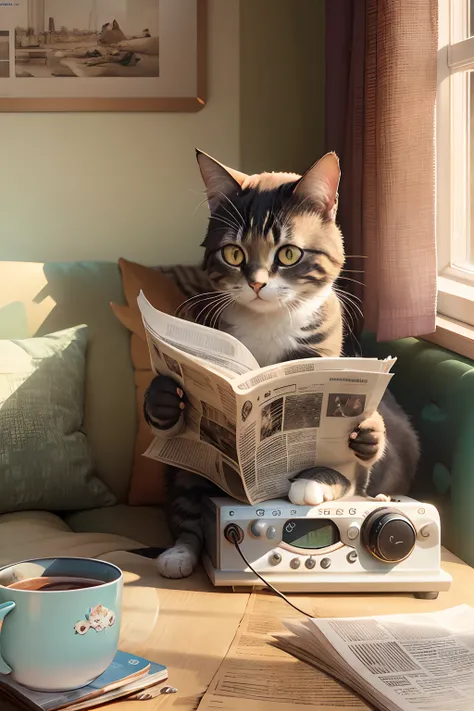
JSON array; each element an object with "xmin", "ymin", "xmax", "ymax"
[
  {"xmin": 197, "ymin": 150, "xmax": 343, "ymax": 314},
  {"xmin": 99, "ymin": 19, "xmax": 125, "ymax": 44}
]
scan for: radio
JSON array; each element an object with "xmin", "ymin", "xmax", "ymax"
[{"xmin": 202, "ymin": 496, "xmax": 452, "ymax": 598}]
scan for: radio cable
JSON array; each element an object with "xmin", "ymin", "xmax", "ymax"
[{"xmin": 224, "ymin": 523, "xmax": 313, "ymax": 617}]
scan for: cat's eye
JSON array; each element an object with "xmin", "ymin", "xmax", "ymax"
[
  {"xmin": 222, "ymin": 245, "xmax": 245, "ymax": 267},
  {"xmin": 276, "ymin": 245, "xmax": 303, "ymax": 266}
]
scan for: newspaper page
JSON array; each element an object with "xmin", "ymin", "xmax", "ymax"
[
  {"xmin": 139, "ymin": 291, "xmax": 259, "ymax": 377},
  {"xmin": 198, "ymin": 592, "xmax": 369, "ymax": 711},
  {"xmin": 138, "ymin": 293, "xmax": 394, "ymax": 504},
  {"xmin": 139, "ymin": 293, "xmax": 250, "ymax": 499},
  {"xmin": 275, "ymin": 605, "xmax": 474, "ymax": 711},
  {"xmin": 232, "ymin": 361, "xmax": 393, "ymax": 503}
]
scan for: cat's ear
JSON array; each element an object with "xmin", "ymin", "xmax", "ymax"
[
  {"xmin": 196, "ymin": 149, "xmax": 248, "ymax": 213},
  {"xmin": 294, "ymin": 152, "xmax": 340, "ymax": 220},
  {"xmin": 112, "ymin": 19, "xmax": 120, "ymax": 30}
]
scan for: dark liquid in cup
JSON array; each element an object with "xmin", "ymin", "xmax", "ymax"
[{"xmin": 7, "ymin": 577, "xmax": 103, "ymax": 591}]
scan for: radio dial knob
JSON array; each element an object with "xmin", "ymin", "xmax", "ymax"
[
  {"xmin": 250, "ymin": 520, "xmax": 266, "ymax": 537},
  {"xmin": 361, "ymin": 508, "xmax": 416, "ymax": 563}
]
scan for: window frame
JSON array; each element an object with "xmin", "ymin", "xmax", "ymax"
[{"xmin": 437, "ymin": 0, "xmax": 474, "ymax": 331}]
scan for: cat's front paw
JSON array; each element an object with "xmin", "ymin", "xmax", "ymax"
[
  {"xmin": 289, "ymin": 479, "xmax": 338, "ymax": 506},
  {"xmin": 374, "ymin": 493, "xmax": 391, "ymax": 502},
  {"xmin": 144, "ymin": 375, "xmax": 186, "ymax": 429},
  {"xmin": 156, "ymin": 544, "xmax": 198, "ymax": 579},
  {"xmin": 349, "ymin": 411, "xmax": 386, "ymax": 467}
]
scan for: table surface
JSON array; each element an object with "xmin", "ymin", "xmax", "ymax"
[
  {"xmin": 2, "ymin": 548, "xmax": 473, "ymax": 711},
  {"xmin": 110, "ymin": 548, "xmax": 474, "ymax": 711}
]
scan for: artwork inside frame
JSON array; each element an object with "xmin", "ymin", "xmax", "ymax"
[{"xmin": 0, "ymin": 0, "xmax": 207, "ymax": 112}]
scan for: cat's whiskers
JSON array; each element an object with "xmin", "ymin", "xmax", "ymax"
[
  {"xmin": 219, "ymin": 203, "xmax": 243, "ymax": 232},
  {"xmin": 334, "ymin": 287, "xmax": 364, "ymax": 323},
  {"xmin": 339, "ymin": 276, "xmax": 366, "ymax": 288},
  {"xmin": 336, "ymin": 287, "xmax": 363, "ymax": 306},
  {"xmin": 175, "ymin": 291, "xmax": 223, "ymax": 317},
  {"xmin": 202, "ymin": 291, "xmax": 234, "ymax": 328},
  {"xmin": 336, "ymin": 294, "xmax": 362, "ymax": 354},
  {"xmin": 278, "ymin": 297, "xmax": 294, "ymax": 328},
  {"xmin": 209, "ymin": 297, "xmax": 234, "ymax": 330},
  {"xmin": 216, "ymin": 191, "xmax": 245, "ymax": 228},
  {"xmin": 210, "ymin": 214, "xmax": 241, "ymax": 233},
  {"xmin": 194, "ymin": 294, "xmax": 232, "ymax": 325},
  {"xmin": 337, "ymin": 289, "xmax": 364, "ymax": 320},
  {"xmin": 338, "ymin": 295, "xmax": 356, "ymax": 334},
  {"xmin": 192, "ymin": 196, "xmax": 211, "ymax": 218}
]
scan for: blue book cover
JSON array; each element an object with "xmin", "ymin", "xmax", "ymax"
[
  {"xmin": 0, "ymin": 650, "xmax": 168, "ymax": 711},
  {"xmin": 87, "ymin": 650, "xmax": 151, "ymax": 690}
]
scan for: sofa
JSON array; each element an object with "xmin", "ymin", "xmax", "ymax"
[
  {"xmin": 0, "ymin": 260, "xmax": 473, "ymax": 570},
  {"xmin": 0, "ymin": 260, "xmax": 173, "ymax": 570}
]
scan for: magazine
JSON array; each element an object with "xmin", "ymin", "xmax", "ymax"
[
  {"xmin": 0, "ymin": 651, "xmax": 168, "ymax": 711},
  {"xmin": 138, "ymin": 292, "xmax": 395, "ymax": 505},
  {"xmin": 273, "ymin": 605, "xmax": 474, "ymax": 711}
]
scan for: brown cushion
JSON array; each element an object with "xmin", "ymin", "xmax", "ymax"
[{"xmin": 111, "ymin": 258, "xmax": 185, "ymax": 505}]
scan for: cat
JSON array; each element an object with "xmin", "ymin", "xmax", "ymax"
[
  {"xmin": 99, "ymin": 20, "xmax": 126, "ymax": 45},
  {"xmin": 144, "ymin": 150, "xmax": 420, "ymax": 578},
  {"xmin": 99, "ymin": 20, "xmax": 152, "ymax": 46},
  {"xmin": 331, "ymin": 395, "xmax": 364, "ymax": 418}
]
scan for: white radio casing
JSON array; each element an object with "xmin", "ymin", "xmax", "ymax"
[{"xmin": 202, "ymin": 495, "xmax": 452, "ymax": 597}]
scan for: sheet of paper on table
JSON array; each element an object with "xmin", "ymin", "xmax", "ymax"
[
  {"xmin": 198, "ymin": 592, "xmax": 369, "ymax": 711},
  {"xmin": 273, "ymin": 604, "xmax": 474, "ymax": 711}
]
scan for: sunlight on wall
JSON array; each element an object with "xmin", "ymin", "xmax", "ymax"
[{"xmin": 0, "ymin": 0, "xmax": 240, "ymax": 266}]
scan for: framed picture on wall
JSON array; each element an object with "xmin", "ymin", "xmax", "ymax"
[{"xmin": 0, "ymin": 0, "xmax": 206, "ymax": 112}]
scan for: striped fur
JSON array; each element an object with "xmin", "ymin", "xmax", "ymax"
[{"xmin": 149, "ymin": 152, "xmax": 419, "ymax": 579}]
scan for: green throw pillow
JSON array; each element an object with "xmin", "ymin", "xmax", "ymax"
[{"xmin": 0, "ymin": 326, "xmax": 115, "ymax": 513}]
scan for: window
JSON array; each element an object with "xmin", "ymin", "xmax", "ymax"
[{"xmin": 437, "ymin": 0, "xmax": 474, "ymax": 328}]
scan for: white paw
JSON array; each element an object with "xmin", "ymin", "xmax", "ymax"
[
  {"xmin": 289, "ymin": 479, "xmax": 335, "ymax": 506},
  {"xmin": 374, "ymin": 493, "xmax": 391, "ymax": 502},
  {"xmin": 156, "ymin": 545, "xmax": 197, "ymax": 579}
]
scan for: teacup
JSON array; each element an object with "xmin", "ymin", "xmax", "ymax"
[{"xmin": 0, "ymin": 557, "xmax": 122, "ymax": 691}]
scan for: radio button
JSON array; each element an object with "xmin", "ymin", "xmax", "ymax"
[
  {"xmin": 347, "ymin": 523, "xmax": 360, "ymax": 540},
  {"xmin": 418, "ymin": 522, "xmax": 435, "ymax": 539},
  {"xmin": 320, "ymin": 557, "xmax": 331, "ymax": 569},
  {"xmin": 347, "ymin": 550, "xmax": 358, "ymax": 564},
  {"xmin": 290, "ymin": 558, "xmax": 301, "ymax": 569},
  {"xmin": 266, "ymin": 526, "xmax": 277, "ymax": 540},
  {"xmin": 269, "ymin": 552, "xmax": 282, "ymax": 565},
  {"xmin": 305, "ymin": 558, "xmax": 316, "ymax": 570},
  {"xmin": 250, "ymin": 520, "xmax": 266, "ymax": 537}
]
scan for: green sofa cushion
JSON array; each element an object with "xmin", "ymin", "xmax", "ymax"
[
  {"xmin": 362, "ymin": 333, "xmax": 474, "ymax": 566},
  {"xmin": 0, "ymin": 261, "xmax": 136, "ymax": 502},
  {"xmin": 0, "ymin": 326, "xmax": 115, "ymax": 513}
]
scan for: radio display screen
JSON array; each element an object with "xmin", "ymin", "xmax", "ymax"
[{"xmin": 282, "ymin": 519, "xmax": 340, "ymax": 549}]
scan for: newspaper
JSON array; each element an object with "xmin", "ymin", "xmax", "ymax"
[
  {"xmin": 198, "ymin": 592, "xmax": 369, "ymax": 711},
  {"xmin": 138, "ymin": 292, "xmax": 395, "ymax": 504},
  {"xmin": 273, "ymin": 605, "xmax": 474, "ymax": 711}
]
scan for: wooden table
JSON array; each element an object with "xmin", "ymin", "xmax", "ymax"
[
  {"xmin": 3, "ymin": 549, "xmax": 472, "ymax": 710},
  {"xmin": 108, "ymin": 548, "xmax": 474, "ymax": 710}
]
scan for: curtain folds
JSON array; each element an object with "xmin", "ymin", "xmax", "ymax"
[{"xmin": 325, "ymin": 0, "xmax": 438, "ymax": 341}]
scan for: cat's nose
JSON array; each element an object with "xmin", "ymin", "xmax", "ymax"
[{"xmin": 249, "ymin": 281, "xmax": 266, "ymax": 294}]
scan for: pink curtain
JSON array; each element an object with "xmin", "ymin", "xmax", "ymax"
[{"xmin": 326, "ymin": 0, "xmax": 438, "ymax": 341}]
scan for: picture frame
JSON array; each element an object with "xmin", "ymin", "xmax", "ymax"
[{"xmin": 0, "ymin": 0, "xmax": 207, "ymax": 112}]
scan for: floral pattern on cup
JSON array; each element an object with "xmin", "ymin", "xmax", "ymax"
[{"xmin": 74, "ymin": 604, "xmax": 116, "ymax": 635}]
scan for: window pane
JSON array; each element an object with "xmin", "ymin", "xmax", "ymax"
[{"xmin": 471, "ymin": 0, "xmax": 474, "ymax": 36}]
